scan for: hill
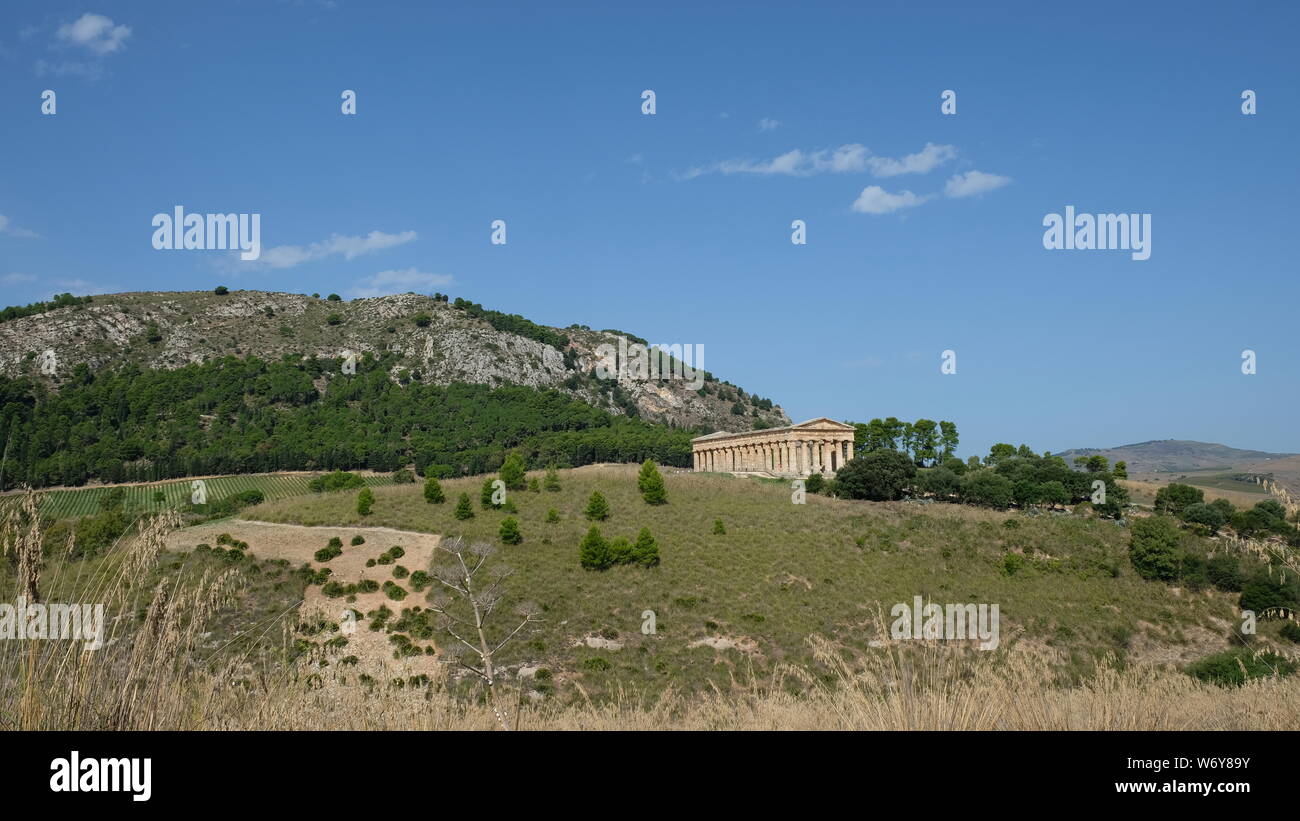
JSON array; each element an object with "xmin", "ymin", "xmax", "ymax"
[
  {"xmin": 0, "ymin": 289, "xmax": 788, "ymax": 432},
  {"xmin": 1052, "ymin": 440, "xmax": 1296, "ymax": 476}
]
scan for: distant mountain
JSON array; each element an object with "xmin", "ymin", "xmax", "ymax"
[{"xmin": 1051, "ymin": 440, "xmax": 1297, "ymax": 475}]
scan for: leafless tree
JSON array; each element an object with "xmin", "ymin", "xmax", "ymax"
[{"xmin": 427, "ymin": 536, "xmax": 541, "ymax": 730}]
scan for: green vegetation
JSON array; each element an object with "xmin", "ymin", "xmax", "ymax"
[
  {"xmin": 1185, "ymin": 648, "xmax": 1296, "ymax": 687},
  {"xmin": 584, "ymin": 491, "xmax": 610, "ymax": 521},
  {"xmin": 423, "ymin": 476, "xmax": 445, "ymax": 504},
  {"xmin": 637, "ymin": 460, "xmax": 667, "ymax": 505},
  {"xmin": 0, "ymin": 292, "xmax": 95, "ymax": 324},
  {"xmin": 0, "ymin": 354, "xmax": 694, "ymax": 490}
]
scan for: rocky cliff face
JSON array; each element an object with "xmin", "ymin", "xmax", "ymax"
[{"xmin": 0, "ymin": 290, "xmax": 789, "ymax": 432}]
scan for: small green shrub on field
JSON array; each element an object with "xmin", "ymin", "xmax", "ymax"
[{"xmin": 1185, "ymin": 648, "xmax": 1296, "ymax": 687}]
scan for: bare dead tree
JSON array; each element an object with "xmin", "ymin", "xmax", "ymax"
[{"xmin": 427, "ymin": 536, "xmax": 542, "ymax": 730}]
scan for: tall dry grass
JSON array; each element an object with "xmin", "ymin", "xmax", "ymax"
[{"xmin": 3, "ymin": 491, "xmax": 1299, "ymax": 731}]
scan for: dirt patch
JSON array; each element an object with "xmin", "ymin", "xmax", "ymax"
[{"xmin": 166, "ymin": 519, "xmax": 442, "ymax": 678}]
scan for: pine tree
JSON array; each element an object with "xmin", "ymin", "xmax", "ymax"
[
  {"xmin": 453, "ymin": 492, "xmax": 474, "ymax": 520},
  {"xmin": 584, "ymin": 490, "xmax": 609, "ymax": 521},
  {"xmin": 579, "ymin": 525, "xmax": 611, "ymax": 570},
  {"xmin": 638, "ymin": 459, "xmax": 667, "ymax": 505},
  {"xmin": 481, "ymin": 477, "xmax": 500, "ymax": 509},
  {"xmin": 528, "ymin": 477, "xmax": 541, "ymax": 493},
  {"xmin": 712, "ymin": 518, "xmax": 726, "ymax": 535},
  {"xmin": 423, "ymin": 476, "xmax": 445, "ymax": 503},
  {"xmin": 499, "ymin": 516, "xmax": 522, "ymax": 545},
  {"xmin": 357, "ymin": 487, "xmax": 374, "ymax": 515},
  {"xmin": 545, "ymin": 507, "xmax": 560, "ymax": 523},
  {"xmin": 499, "ymin": 452, "xmax": 526, "ymax": 490},
  {"xmin": 632, "ymin": 527, "xmax": 660, "ymax": 567},
  {"xmin": 543, "ymin": 466, "xmax": 561, "ymax": 492}
]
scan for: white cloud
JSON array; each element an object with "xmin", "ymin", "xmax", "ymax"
[
  {"xmin": 2, "ymin": 273, "xmax": 37, "ymax": 284},
  {"xmin": 349, "ymin": 268, "xmax": 453, "ymax": 298},
  {"xmin": 851, "ymin": 186, "xmax": 929, "ymax": 215},
  {"xmin": 866, "ymin": 143, "xmax": 957, "ymax": 177},
  {"xmin": 680, "ymin": 142, "xmax": 957, "ymax": 180},
  {"xmin": 944, "ymin": 170, "xmax": 1012, "ymax": 198},
  {"xmin": 34, "ymin": 59, "xmax": 102, "ymax": 79},
  {"xmin": 56, "ymin": 13, "xmax": 131, "ymax": 56},
  {"xmin": 242, "ymin": 229, "xmax": 418, "ymax": 270},
  {"xmin": 758, "ymin": 118, "xmax": 780, "ymax": 131},
  {"xmin": 0, "ymin": 215, "xmax": 41, "ymax": 238}
]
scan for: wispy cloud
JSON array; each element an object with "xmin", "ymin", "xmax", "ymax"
[
  {"xmin": 237, "ymin": 229, "xmax": 418, "ymax": 270},
  {"xmin": 1, "ymin": 273, "xmax": 37, "ymax": 285},
  {"xmin": 679, "ymin": 142, "xmax": 956, "ymax": 180},
  {"xmin": 0, "ymin": 215, "xmax": 41, "ymax": 238},
  {"xmin": 349, "ymin": 268, "xmax": 453, "ymax": 298},
  {"xmin": 866, "ymin": 143, "xmax": 957, "ymax": 177},
  {"xmin": 944, "ymin": 170, "xmax": 1012, "ymax": 198},
  {"xmin": 757, "ymin": 118, "xmax": 780, "ymax": 132},
  {"xmin": 851, "ymin": 186, "xmax": 930, "ymax": 215}
]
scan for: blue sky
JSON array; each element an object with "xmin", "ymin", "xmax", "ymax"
[{"xmin": 1, "ymin": 1, "xmax": 1297, "ymax": 458}]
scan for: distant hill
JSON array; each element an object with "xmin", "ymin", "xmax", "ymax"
[
  {"xmin": 0, "ymin": 289, "xmax": 788, "ymax": 432},
  {"xmin": 1052, "ymin": 440, "xmax": 1296, "ymax": 475}
]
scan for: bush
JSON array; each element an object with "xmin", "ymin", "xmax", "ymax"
[
  {"xmin": 350, "ymin": 534, "xmax": 365, "ymax": 546},
  {"xmin": 543, "ymin": 466, "xmax": 561, "ymax": 491},
  {"xmin": 584, "ymin": 491, "xmax": 610, "ymax": 521},
  {"xmin": 382, "ymin": 581, "xmax": 408, "ymax": 601},
  {"xmin": 638, "ymin": 460, "xmax": 667, "ymax": 505},
  {"xmin": 1182, "ymin": 502, "xmax": 1227, "ymax": 534},
  {"xmin": 1128, "ymin": 516, "xmax": 1182, "ymax": 581},
  {"xmin": 392, "ymin": 468, "xmax": 416, "ymax": 484},
  {"xmin": 423, "ymin": 476, "xmax": 445, "ymax": 504},
  {"xmin": 579, "ymin": 525, "xmax": 611, "ymax": 570},
  {"xmin": 632, "ymin": 527, "xmax": 660, "ymax": 567},
  {"xmin": 1206, "ymin": 554, "xmax": 1244, "ymax": 591},
  {"xmin": 1154, "ymin": 483, "xmax": 1204, "ymax": 517},
  {"xmin": 545, "ymin": 508, "xmax": 560, "ymax": 523},
  {"xmin": 1186, "ymin": 648, "xmax": 1296, "ymax": 687},
  {"xmin": 314, "ymin": 544, "xmax": 342, "ymax": 563},
  {"xmin": 500, "ymin": 452, "xmax": 527, "ymax": 490},
  {"xmin": 499, "ymin": 516, "xmax": 523, "ymax": 545},
  {"xmin": 454, "ymin": 493, "xmax": 474, "ymax": 520},
  {"xmin": 915, "ymin": 467, "xmax": 959, "ymax": 499},
  {"xmin": 1280, "ymin": 622, "xmax": 1300, "ymax": 644},
  {"xmin": 835, "ymin": 451, "xmax": 916, "ymax": 501},
  {"xmin": 309, "ymin": 471, "xmax": 366, "ymax": 493},
  {"xmin": 804, "ymin": 473, "xmax": 824, "ymax": 494},
  {"xmin": 357, "ymin": 487, "xmax": 374, "ymax": 515},
  {"xmin": 960, "ymin": 470, "xmax": 1014, "ymax": 509},
  {"xmin": 214, "ymin": 286, "xmax": 229, "ymax": 295},
  {"xmin": 712, "ymin": 519, "xmax": 726, "ymax": 535}
]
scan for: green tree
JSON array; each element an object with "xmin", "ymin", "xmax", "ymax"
[
  {"xmin": 453, "ymin": 493, "xmax": 474, "ymax": 520},
  {"xmin": 804, "ymin": 472, "xmax": 825, "ymax": 493},
  {"xmin": 357, "ymin": 487, "xmax": 374, "ymax": 515},
  {"xmin": 638, "ymin": 459, "xmax": 667, "ymax": 505},
  {"xmin": 499, "ymin": 452, "xmax": 527, "ymax": 490},
  {"xmin": 986, "ymin": 443, "xmax": 1016, "ymax": 466},
  {"xmin": 1129, "ymin": 516, "xmax": 1183, "ymax": 581},
  {"xmin": 712, "ymin": 518, "xmax": 726, "ymax": 535},
  {"xmin": 835, "ymin": 451, "xmax": 916, "ymax": 501},
  {"xmin": 481, "ymin": 477, "xmax": 502, "ymax": 509},
  {"xmin": 584, "ymin": 490, "xmax": 610, "ymax": 521},
  {"xmin": 423, "ymin": 476, "xmax": 445, "ymax": 503},
  {"xmin": 1113, "ymin": 460, "xmax": 1128, "ymax": 480},
  {"xmin": 960, "ymin": 470, "xmax": 1014, "ymax": 508},
  {"xmin": 579, "ymin": 525, "xmax": 611, "ymax": 570},
  {"xmin": 544, "ymin": 507, "xmax": 560, "ymax": 523},
  {"xmin": 910, "ymin": 419, "xmax": 939, "ymax": 466},
  {"xmin": 632, "ymin": 527, "xmax": 660, "ymax": 567},
  {"xmin": 938, "ymin": 420, "xmax": 959, "ymax": 461},
  {"xmin": 1154, "ymin": 483, "xmax": 1204, "ymax": 517},
  {"xmin": 499, "ymin": 516, "xmax": 522, "ymax": 545},
  {"xmin": 543, "ymin": 466, "xmax": 561, "ymax": 491}
]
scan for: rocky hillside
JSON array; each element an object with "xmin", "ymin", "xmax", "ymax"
[
  {"xmin": 0, "ymin": 290, "xmax": 788, "ymax": 432},
  {"xmin": 1053, "ymin": 440, "xmax": 1296, "ymax": 475}
]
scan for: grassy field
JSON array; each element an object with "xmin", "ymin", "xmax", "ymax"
[
  {"xmin": 22, "ymin": 472, "xmax": 394, "ymax": 520},
  {"xmin": 230, "ymin": 464, "xmax": 1273, "ymax": 702}
]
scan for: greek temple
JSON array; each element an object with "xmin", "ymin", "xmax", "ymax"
[{"xmin": 691, "ymin": 418, "xmax": 857, "ymax": 476}]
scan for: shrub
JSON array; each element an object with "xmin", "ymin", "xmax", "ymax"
[
  {"xmin": 383, "ymin": 581, "xmax": 408, "ymax": 601},
  {"xmin": 1206, "ymin": 554, "xmax": 1244, "ymax": 591},
  {"xmin": 804, "ymin": 473, "xmax": 825, "ymax": 494},
  {"xmin": 632, "ymin": 527, "xmax": 660, "ymax": 567},
  {"xmin": 214, "ymin": 286, "xmax": 229, "ymax": 295},
  {"xmin": 423, "ymin": 476, "xmax": 445, "ymax": 503},
  {"xmin": 392, "ymin": 468, "xmax": 416, "ymax": 484},
  {"xmin": 960, "ymin": 470, "xmax": 1014, "ymax": 509},
  {"xmin": 454, "ymin": 493, "xmax": 474, "ymax": 520},
  {"xmin": 357, "ymin": 487, "xmax": 374, "ymax": 516},
  {"xmin": 481, "ymin": 477, "xmax": 501, "ymax": 509},
  {"xmin": 1186, "ymin": 648, "xmax": 1296, "ymax": 687},
  {"xmin": 528, "ymin": 477, "xmax": 540, "ymax": 493},
  {"xmin": 579, "ymin": 525, "xmax": 611, "ymax": 570},
  {"xmin": 392, "ymin": 565, "xmax": 409, "ymax": 579},
  {"xmin": 350, "ymin": 535, "xmax": 365, "ymax": 546},
  {"xmin": 545, "ymin": 507, "xmax": 560, "ymax": 523},
  {"xmin": 1280, "ymin": 622, "xmax": 1300, "ymax": 644},
  {"xmin": 638, "ymin": 460, "xmax": 667, "ymax": 505},
  {"xmin": 1182, "ymin": 502, "xmax": 1227, "ymax": 534},
  {"xmin": 499, "ymin": 516, "xmax": 523, "ymax": 545},
  {"xmin": 1128, "ymin": 516, "xmax": 1183, "ymax": 582},
  {"xmin": 712, "ymin": 518, "xmax": 726, "ymax": 535},
  {"xmin": 835, "ymin": 451, "xmax": 916, "ymax": 501},
  {"xmin": 309, "ymin": 471, "xmax": 366, "ymax": 493},
  {"xmin": 543, "ymin": 466, "xmax": 561, "ymax": 491},
  {"xmin": 1154, "ymin": 483, "xmax": 1204, "ymax": 517},
  {"xmin": 314, "ymin": 544, "xmax": 342, "ymax": 563},
  {"xmin": 499, "ymin": 452, "xmax": 527, "ymax": 490},
  {"xmin": 584, "ymin": 491, "xmax": 610, "ymax": 521}
]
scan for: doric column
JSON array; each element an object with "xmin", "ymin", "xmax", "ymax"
[{"xmin": 846, "ymin": 439, "xmax": 854, "ymax": 463}]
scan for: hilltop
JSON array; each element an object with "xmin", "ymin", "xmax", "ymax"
[
  {"xmin": 1052, "ymin": 440, "xmax": 1296, "ymax": 476},
  {"xmin": 0, "ymin": 289, "xmax": 788, "ymax": 432}
]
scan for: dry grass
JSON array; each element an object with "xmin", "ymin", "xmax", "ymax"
[{"xmin": 5, "ymin": 484, "xmax": 1300, "ymax": 730}]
